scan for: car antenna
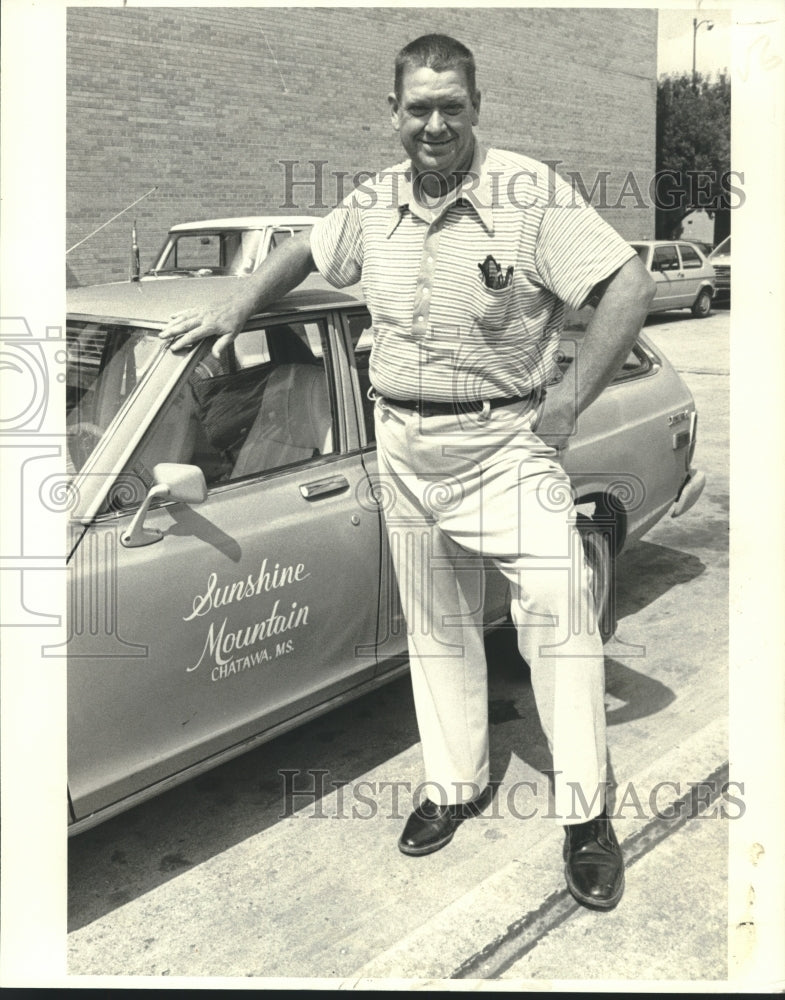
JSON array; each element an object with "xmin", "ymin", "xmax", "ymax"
[
  {"xmin": 130, "ymin": 219, "xmax": 141, "ymax": 282},
  {"xmin": 66, "ymin": 186, "xmax": 158, "ymax": 255}
]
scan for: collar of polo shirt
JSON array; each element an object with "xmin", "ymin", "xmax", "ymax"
[{"xmin": 386, "ymin": 142, "xmax": 495, "ymax": 238}]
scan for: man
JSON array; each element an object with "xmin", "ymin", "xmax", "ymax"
[{"xmin": 161, "ymin": 34, "xmax": 655, "ymax": 911}]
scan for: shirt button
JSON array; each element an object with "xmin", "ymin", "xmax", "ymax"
[
  {"xmin": 422, "ymin": 288, "xmax": 429, "ymax": 297},
  {"xmin": 417, "ymin": 316, "xmax": 424, "ymax": 323},
  {"xmin": 427, "ymin": 256, "xmax": 433, "ymax": 264}
]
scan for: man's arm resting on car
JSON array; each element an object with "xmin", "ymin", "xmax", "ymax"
[
  {"xmin": 539, "ymin": 255, "xmax": 656, "ymax": 448},
  {"xmin": 159, "ymin": 229, "xmax": 317, "ymax": 355}
]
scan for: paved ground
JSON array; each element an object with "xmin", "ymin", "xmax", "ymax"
[{"xmin": 62, "ymin": 305, "xmax": 781, "ymax": 990}]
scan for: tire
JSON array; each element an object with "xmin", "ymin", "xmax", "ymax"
[
  {"xmin": 691, "ymin": 288, "xmax": 712, "ymax": 318},
  {"xmin": 577, "ymin": 514, "xmax": 616, "ymax": 644}
]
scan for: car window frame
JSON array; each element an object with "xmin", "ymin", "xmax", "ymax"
[
  {"xmin": 66, "ymin": 315, "xmax": 172, "ymax": 471},
  {"xmin": 338, "ymin": 306, "xmax": 376, "ymax": 451},
  {"xmin": 224, "ymin": 312, "xmax": 342, "ymax": 487},
  {"xmin": 556, "ymin": 332, "xmax": 656, "ymax": 386},
  {"xmin": 652, "ymin": 243, "xmax": 680, "ymax": 272},
  {"xmin": 169, "ymin": 313, "xmax": 344, "ymax": 496},
  {"xmin": 677, "ymin": 242, "xmax": 704, "ymax": 270},
  {"xmin": 84, "ymin": 309, "xmax": 350, "ymax": 522}
]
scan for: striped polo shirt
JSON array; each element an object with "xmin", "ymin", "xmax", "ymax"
[{"xmin": 310, "ymin": 143, "xmax": 636, "ymax": 403}]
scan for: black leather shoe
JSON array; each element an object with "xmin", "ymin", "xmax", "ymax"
[
  {"xmin": 398, "ymin": 786, "xmax": 492, "ymax": 857},
  {"xmin": 563, "ymin": 810, "xmax": 624, "ymax": 910}
]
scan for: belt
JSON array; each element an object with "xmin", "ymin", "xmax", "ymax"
[{"xmin": 383, "ymin": 394, "xmax": 534, "ymax": 418}]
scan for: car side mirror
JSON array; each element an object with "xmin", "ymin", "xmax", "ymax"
[{"xmin": 121, "ymin": 463, "xmax": 207, "ymax": 548}]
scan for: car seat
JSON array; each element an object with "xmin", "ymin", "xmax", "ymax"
[{"xmin": 231, "ymin": 363, "xmax": 333, "ymax": 478}]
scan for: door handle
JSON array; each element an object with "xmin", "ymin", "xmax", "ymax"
[{"xmin": 299, "ymin": 475, "xmax": 350, "ymax": 500}]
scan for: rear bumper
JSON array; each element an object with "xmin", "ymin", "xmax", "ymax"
[{"xmin": 670, "ymin": 468, "xmax": 706, "ymax": 518}]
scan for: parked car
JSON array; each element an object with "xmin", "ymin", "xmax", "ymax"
[
  {"xmin": 708, "ymin": 235, "xmax": 731, "ymax": 301},
  {"xmin": 681, "ymin": 238, "xmax": 715, "ymax": 258},
  {"xmin": 143, "ymin": 216, "xmax": 318, "ymax": 279},
  {"xmin": 65, "ymin": 276, "xmax": 705, "ymax": 833},
  {"xmin": 630, "ymin": 239, "xmax": 716, "ymax": 318}
]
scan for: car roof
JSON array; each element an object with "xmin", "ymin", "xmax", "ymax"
[
  {"xmin": 629, "ymin": 239, "xmax": 700, "ymax": 246},
  {"xmin": 66, "ymin": 274, "xmax": 364, "ymax": 325},
  {"xmin": 169, "ymin": 216, "xmax": 319, "ymax": 233}
]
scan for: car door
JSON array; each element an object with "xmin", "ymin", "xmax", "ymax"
[
  {"xmin": 651, "ymin": 243, "xmax": 687, "ymax": 309},
  {"xmin": 67, "ymin": 313, "xmax": 381, "ymax": 821},
  {"xmin": 676, "ymin": 242, "xmax": 705, "ymax": 304}
]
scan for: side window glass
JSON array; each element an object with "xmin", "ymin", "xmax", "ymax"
[
  {"xmin": 125, "ymin": 320, "xmax": 336, "ymax": 499},
  {"xmin": 66, "ymin": 321, "xmax": 160, "ymax": 477},
  {"xmin": 269, "ymin": 229, "xmax": 293, "ymax": 251},
  {"xmin": 678, "ymin": 244, "xmax": 702, "ymax": 269},
  {"xmin": 269, "ymin": 226, "xmax": 313, "ymax": 251},
  {"xmin": 171, "ymin": 234, "xmax": 222, "ymax": 271},
  {"xmin": 556, "ymin": 332, "xmax": 650, "ymax": 384},
  {"xmin": 346, "ymin": 309, "xmax": 375, "ymax": 445},
  {"xmin": 653, "ymin": 245, "xmax": 679, "ymax": 271},
  {"xmin": 613, "ymin": 343, "xmax": 652, "ymax": 382},
  {"xmin": 222, "ymin": 230, "xmax": 264, "ymax": 275}
]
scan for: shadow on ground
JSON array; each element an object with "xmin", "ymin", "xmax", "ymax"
[
  {"xmin": 69, "ymin": 542, "xmax": 698, "ymax": 932},
  {"xmin": 70, "ymin": 643, "xmax": 675, "ymax": 933}
]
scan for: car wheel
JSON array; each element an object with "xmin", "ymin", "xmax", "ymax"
[
  {"xmin": 691, "ymin": 288, "xmax": 712, "ymax": 318},
  {"xmin": 577, "ymin": 514, "xmax": 616, "ymax": 644}
]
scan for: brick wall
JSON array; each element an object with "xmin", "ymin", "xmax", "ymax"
[{"xmin": 66, "ymin": 7, "xmax": 657, "ymax": 286}]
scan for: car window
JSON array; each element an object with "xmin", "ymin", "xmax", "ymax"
[
  {"xmin": 346, "ymin": 308, "xmax": 375, "ymax": 446},
  {"xmin": 66, "ymin": 320, "xmax": 162, "ymax": 475},
  {"xmin": 169, "ymin": 234, "xmax": 225, "ymax": 270},
  {"xmin": 226, "ymin": 230, "xmax": 265, "ymax": 274},
  {"xmin": 613, "ymin": 343, "xmax": 653, "ymax": 381},
  {"xmin": 710, "ymin": 236, "xmax": 730, "ymax": 257},
  {"xmin": 158, "ymin": 230, "xmax": 267, "ymax": 275},
  {"xmin": 678, "ymin": 244, "xmax": 703, "ymax": 269},
  {"xmin": 556, "ymin": 332, "xmax": 652, "ymax": 384},
  {"xmin": 652, "ymin": 245, "xmax": 679, "ymax": 271},
  {"xmin": 269, "ymin": 225, "xmax": 312, "ymax": 251},
  {"xmin": 120, "ymin": 318, "xmax": 337, "ymax": 506}
]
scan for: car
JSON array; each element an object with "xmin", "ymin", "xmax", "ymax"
[
  {"xmin": 707, "ymin": 235, "xmax": 731, "ymax": 301},
  {"xmin": 630, "ymin": 239, "xmax": 716, "ymax": 318},
  {"xmin": 143, "ymin": 216, "xmax": 318, "ymax": 279},
  {"xmin": 681, "ymin": 238, "xmax": 715, "ymax": 258},
  {"xmin": 64, "ymin": 276, "xmax": 706, "ymax": 833}
]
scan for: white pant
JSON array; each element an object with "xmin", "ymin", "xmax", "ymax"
[{"xmin": 374, "ymin": 397, "xmax": 607, "ymax": 823}]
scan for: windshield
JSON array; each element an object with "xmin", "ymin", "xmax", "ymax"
[
  {"xmin": 66, "ymin": 320, "xmax": 162, "ymax": 475},
  {"xmin": 152, "ymin": 229, "xmax": 266, "ymax": 276},
  {"xmin": 150, "ymin": 225, "xmax": 314, "ymax": 277},
  {"xmin": 710, "ymin": 236, "xmax": 730, "ymax": 256}
]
